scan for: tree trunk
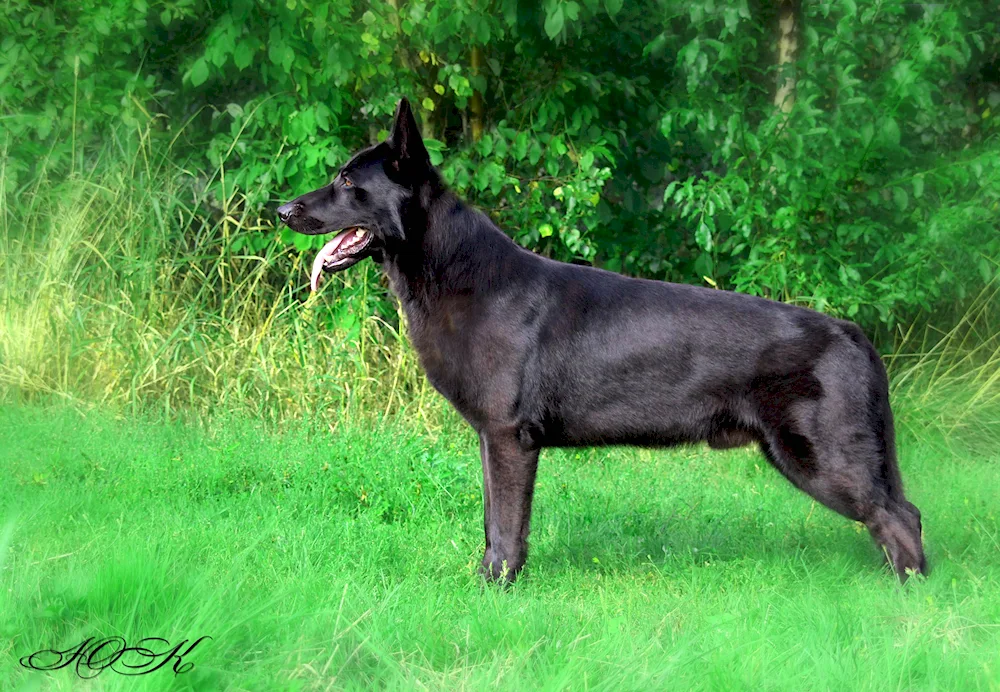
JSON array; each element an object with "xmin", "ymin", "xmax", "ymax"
[
  {"xmin": 774, "ymin": 0, "xmax": 801, "ymax": 113},
  {"xmin": 470, "ymin": 45, "xmax": 485, "ymax": 142}
]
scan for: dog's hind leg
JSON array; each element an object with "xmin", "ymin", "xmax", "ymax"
[
  {"xmin": 478, "ymin": 426, "xmax": 540, "ymax": 583},
  {"xmin": 757, "ymin": 396, "xmax": 926, "ymax": 581}
]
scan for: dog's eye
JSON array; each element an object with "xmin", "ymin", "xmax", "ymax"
[{"xmin": 342, "ymin": 177, "xmax": 354, "ymax": 188}]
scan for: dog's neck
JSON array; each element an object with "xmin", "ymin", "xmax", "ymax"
[{"xmin": 379, "ymin": 185, "xmax": 527, "ymax": 315}]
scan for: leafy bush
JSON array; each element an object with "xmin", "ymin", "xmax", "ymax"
[{"xmin": 2, "ymin": 0, "xmax": 999, "ymax": 333}]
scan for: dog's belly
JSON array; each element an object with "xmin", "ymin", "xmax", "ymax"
[{"xmin": 541, "ymin": 384, "xmax": 733, "ymax": 448}]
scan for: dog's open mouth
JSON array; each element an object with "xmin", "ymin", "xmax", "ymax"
[{"xmin": 310, "ymin": 228, "xmax": 373, "ymax": 291}]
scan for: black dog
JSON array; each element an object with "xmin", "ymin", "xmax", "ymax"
[{"xmin": 278, "ymin": 98, "xmax": 926, "ymax": 583}]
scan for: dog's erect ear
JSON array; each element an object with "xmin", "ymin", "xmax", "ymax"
[{"xmin": 387, "ymin": 98, "xmax": 430, "ymax": 169}]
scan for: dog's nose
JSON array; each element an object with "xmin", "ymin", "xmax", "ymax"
[{"xmin": 277, "ymin": 202, "xmax": 299, "ymax": 223}]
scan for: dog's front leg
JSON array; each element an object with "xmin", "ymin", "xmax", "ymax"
[{"xmin": 478, "ymin": 428, "xmax": 539, "ymax": 583}]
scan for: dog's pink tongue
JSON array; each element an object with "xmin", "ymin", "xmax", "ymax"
[{"xmin": 310, "ymin": 231, "xmax": 351, "ymax": 292}]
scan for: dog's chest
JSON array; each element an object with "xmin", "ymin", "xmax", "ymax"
[
  {"xmin": 407, "ymin": 304, "xmax": 474, "ymax": 381},
  {"xmin": 404, "ymin": 300, "xmax": 516, "ymax": 421}
]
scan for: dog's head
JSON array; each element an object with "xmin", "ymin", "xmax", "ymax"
[{"xmin": 277, "ymin": 98, "xmax": 433, "ymax": 291}]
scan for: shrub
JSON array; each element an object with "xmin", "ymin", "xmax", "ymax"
[{"xmin": 2, "ymin": 0, "xmax": 998, "ymax": 333}]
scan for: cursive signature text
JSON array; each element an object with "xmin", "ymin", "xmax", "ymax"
[{"xmin": 20, "ymin": 636, "xmax": 211, "ymax": 678}]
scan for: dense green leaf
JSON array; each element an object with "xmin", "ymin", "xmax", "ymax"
[
  {"xmin": 189, "ymin": 58, "xmax": 209, "ymax": 87},
  {"xmin": 544, "ymin": 6, "xmax": 565, "ymax": 39},
  {"xmin": 893, "ymin": 187, "xmax": 909, "ymax": 212},
  {"xmin": 234, "ymin": 40, "xmax": 255, "ymax": 70},
  {"xmin": 979, "ymin": 258, "xmax": 993, "ymax": 283},
  {"xmin": 528, "ymin": 139, "xmax": 543, "ymax": 166}
]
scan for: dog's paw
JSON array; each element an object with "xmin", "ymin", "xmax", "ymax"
[{"xmin": 479, "ymin": 551, "xmax": 523, "ymax": 585}]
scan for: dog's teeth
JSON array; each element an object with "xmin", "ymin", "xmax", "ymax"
[{"xmin": 357, "ymin": 229, "xmax": 367, "ymax": 237}]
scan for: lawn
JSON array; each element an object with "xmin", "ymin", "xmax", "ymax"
[{"xmin": 2, "ymin": 403, "xmax": 999, "ymax": 690}]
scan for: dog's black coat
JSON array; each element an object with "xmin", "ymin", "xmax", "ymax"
[{"xmin": 278, "ymin": 99, "xmax": 927, "ymax": 582}]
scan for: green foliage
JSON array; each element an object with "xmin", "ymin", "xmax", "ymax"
[
  {"xmin": 0, "ymin": 0, "xmax": 158, "ymax": 187},
  {"xmin": 657, "ymin": 0, "xmax": 1000, "ymax": 327},
  {"xmin": 2, "ymin": 0, "xmax": 999, "ymax": 330}
]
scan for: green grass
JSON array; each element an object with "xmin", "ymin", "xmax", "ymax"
[{"xmin": 3, "ymin": 405, "xmax": 999, "ymax": 690}]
